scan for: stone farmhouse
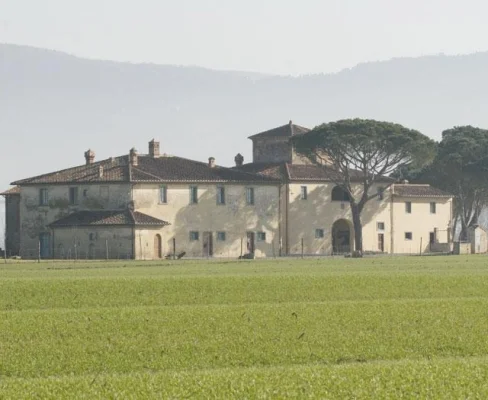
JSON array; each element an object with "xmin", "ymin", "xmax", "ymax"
[{"xmin": 1, "ymin": 121, "xmax": 453, "ymax": 259}]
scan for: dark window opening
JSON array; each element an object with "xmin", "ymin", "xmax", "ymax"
[{"xmin": 331, "ymin": 186, "xmax": 351, "ymax": 202}]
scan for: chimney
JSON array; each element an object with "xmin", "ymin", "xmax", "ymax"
[
  {"xmin": 149, "ymin": 139, "xmax": 160, "ymax": 158},
  {"xmin": 130, "ymin": 148, "xmax": 138, "ymax": 166},
  {"xmin": 208, "ymin": 157, "xmax": 216, "ymax": 168},
  {"xmin": 235, "ymin": 153, "xmax": 244, "ymax": 167},
  {"xmin": 98, "ymin": 165, "xmax": 104, "ymax": 178},
  {"xmin": 84, "ymin": 149, "xmax": 95, "ymax": 165}
]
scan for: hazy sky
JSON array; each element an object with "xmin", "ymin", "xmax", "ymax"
[{"xmin": 2, "ymin": 0, "xmax": 488, "ymax": 75}]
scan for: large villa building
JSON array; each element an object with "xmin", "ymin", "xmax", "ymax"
[{"xmin": 1, "ymin": 122, "xmax": 453, "ymax": 259}]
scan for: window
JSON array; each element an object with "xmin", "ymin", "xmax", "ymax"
[
  {"xmin": 69, "ymin": 187, "xmax": 79, "ymax": 205},
  {"xmin": 89, "ymin": 233, "xmax": 95, "ymax": 241},
  {"xmin": 331, "ymin": 186, "xmax": 350, "ymax": 202},
  {"xmin": 430, "ymin": 202, "xmax": 436, "ymax": 214},
  {"xmin": 39, "ymin": 188, "xmax": 48, "ymax": 206},
  {"xmin": 301, "ymin": 186, "xmax": 308, "ymax": 200},
  {"xmin": 217, "ymin": 231, "xmax": 226, "ymax": 241},
  {"xmin": 405, "ymin": 201, "xmax": 412, "ymax": 214},
  {"xmin": 246, "ymin": 187, "xmax": 255, "ymax": 205},
  {"xmin": 377, "ymin": 222, "xmax": 385, "ymax": 231},
  {"xmin": 159, "ymin": 185, "xmax": 167, "ymax": 204},
  {"xmin": 190, "ymin": 186, "xmax": 198, "ymax": 204},
  {"xmin": 83, "ymin": 189, "xmax": 89, "ymax": 198},
  {"xmin": 100, "ymin": 186, "xmax": 109, "ymax": 199},
  {"xmin": 315, "ymin": 229, "xmax": 325, "ymax": 238},
  {"xmin": 190, "ymin": 231, "xmax": 199, "ymax": 241},
  {"xmin": 377, "ymin": 187, "xmax": 385, "ymax": 200},
  {"xmin": 217, "ymin": 186, "xmax": 225, "ymax": 205},
  {"xmin": 405, "ymin": 232, "xmax": 413, "ymax": 240},
  {"xmin": 257, "ymin": 232, "xmax": 266, "ymax": 242}
]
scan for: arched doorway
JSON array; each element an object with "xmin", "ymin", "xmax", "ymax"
[
  {"xmin": 154, "ymin": 234, "xmax": 162, "ymax": 259},
  {"xmin": 332, "ymin": 219, "xmax": 353, "ymax": 254}
]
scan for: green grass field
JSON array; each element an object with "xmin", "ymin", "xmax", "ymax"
[{"xmin": 2, "ymin": 256, "xmax": 488, "ymax": 398}]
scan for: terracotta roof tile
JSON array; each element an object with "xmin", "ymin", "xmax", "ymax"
[
  {"xmin": 248, "ymin": 122, "xmax": 310, "ymax": 139},
  {"xmin": 12, "ymin": 157, "xmax": 129, "ymax": 185},
  {"xmin": 131, "ymin": 156, "xmax": 278, "ymax": 183},
  {"xmin": 49, "ymin": 210, "xmax": 170, "ymax": 227},
  {"xmin": 233, "ymin": 163, "xmax": 287, "ymax": 180},
  {"xmin": 0, "ymin": 186, "xmax": 20, "ymax": 195},
  {"xmin": 286, "ymin": 164, "xmax": 394, "ymax": 183},
  {"xmin": 393, "ymin": 184, "xmax": 452, "ymax": 198},
  {"xmin": 12, "ymin": 155, "xmax": 277, "ymax": 186}
]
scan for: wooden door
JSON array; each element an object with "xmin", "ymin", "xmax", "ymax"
[
  {"xmin": 378, "ymin": 233, "xmax": 384, "ymax": 252},
  {"xmin": 429, "ymin": 232, "xmax": 435, "ymax": 244},
  {"xmin": 247, "ymin": 232, "xmax": 255, "ymax": 254},
  {"xmin": 39, "ymin": 233, "xmax": 51, "ymax": 259},
  {"xmin": 203, "ymin": 232, "xmax": 213, "ymax": 257},
  {"xmin": 154, "ymin": 234, "xmax": 162, "ymax": 259}
]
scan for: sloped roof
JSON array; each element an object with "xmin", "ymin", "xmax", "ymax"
[
  {"xmin": 0, "ymin": 186, "xmax": 20, "ymax": 196},
  {"xmin": 248, "ymin": 122, "xmax": 310, "ymax": 139},
  {"xmin": 131, "ymin": 156, "xmax": 277, "ymax": 183},
  {"xmin": 12, "ymin": 156, "xmax": 129, "ymax": 185},
  {"xmin": 286, "ymin": 164, "xmax": 395, "ymax": 182},
  {"xmin": 49, "ymin": 210, "xmax": 170, "ymax": 228},
  {"xmin": 235, "ymin": 162, "xmax": 394, "ymax": 183},
  {"xmin": 393, "ymin": 184, "xmax": 452, "ymax": 198},
  {"xmin": 233, "ymin": 162, "xmax": 287, "ymax": 180},
  {"xmin": 12, "ymin": 155, "xmax": 278, "ymax": 186}
]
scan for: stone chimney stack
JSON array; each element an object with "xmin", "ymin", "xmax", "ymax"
[
  {"xmin": 234, "ymin": 153, "xmax": 244, "ymax": 167},
  {"xmin": 149, "ymin": 139, "xmax": 160, "ymax": 158},
  {"xmin": 98, "ymin": 165, "xmax": 104, "ymax": 178},
  {"xmin": 84, "ymin": 149, "xmax": 95, "ymax": 165},
  {"xmin": 208, "ymin": 157, "xmax": 216, "ymax": 168},
  {"xmin": 130, "ymin": 148, "xmax": 138, "ymax": 166}
]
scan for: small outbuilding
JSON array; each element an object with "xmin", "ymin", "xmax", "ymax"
[{"xmin": 467, "ymin": 224, "xmax": 488, "ymax": 254}]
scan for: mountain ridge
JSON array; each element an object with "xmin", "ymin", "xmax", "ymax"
[{"xmin": 2, "ymin": 43, "xmax": 488, "ymax": 242}]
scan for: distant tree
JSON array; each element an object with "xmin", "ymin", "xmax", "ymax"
[
  {"xmin": 292, "ymin": 119, "xmax": 436, "ymax": 255},
  {"xmin": 418, "ymin": 126, "xmax": 488, "ymax": 240}
]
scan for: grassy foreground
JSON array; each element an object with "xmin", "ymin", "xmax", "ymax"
[{"xmin": 1, "ymin": 256, "xmax": 488, "ymax": 398}]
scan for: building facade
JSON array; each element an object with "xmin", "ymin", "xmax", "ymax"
[{"xmin": 2, "ymin": 123, "xmax": 453, "ymax": 259}]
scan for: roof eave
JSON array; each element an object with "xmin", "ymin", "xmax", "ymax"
[{"xmin": 392, "ymin": 194, "xmax": 453, "ymax": 199}]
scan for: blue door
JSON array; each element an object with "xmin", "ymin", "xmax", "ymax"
[{"xmin": 39, "ymin": 233, "xmax": 51, "ymax": 258}]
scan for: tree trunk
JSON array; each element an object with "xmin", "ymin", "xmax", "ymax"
[
  {"xmin": 351, "ymin": 203, "xmax": 363, "ymax": 257},
  {"xmin": 460, "ymin": 219, "xmax": 468, "ymax": 241}
]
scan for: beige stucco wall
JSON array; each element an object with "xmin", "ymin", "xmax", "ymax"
[
  {"xmin": 52, "ymin": 226, "xmax": 133, "ymax": 259},
  {"xmin": 19, "ymin": 184, "xmax": 131, "ymax": 258},
  {"xmin": 467, "ymin": 226, "xmax": 488, "ymax": 254},
  {"xmin": 391, "ymin": 197, "xmax": 452, "ymax": 254},
  {"xmin": 132, "ymin": 183, "xmax": 281, "ymax": 259},
  {"xmin": 286, "ymin": 182, "xmax": 392, "ymax": 255}
]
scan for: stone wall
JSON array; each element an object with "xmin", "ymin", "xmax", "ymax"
[
  {"xmin": 52, "ymin": 226, "xmax": 133, "ymax": 259},
  {"xmin": 18, "ymin": 184, "xmax": 131, "ymax": 259},
  {"xmin": 252, "ymin": 137, "xmax": 292, "ymax": 163},
  {"xmin": 4, "ymin": 195, "xmax": 20, "ymax": 256}
]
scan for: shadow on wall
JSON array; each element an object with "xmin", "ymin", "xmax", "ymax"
[
  {"xmin": 171, "ymin": 187, "xmax": 279, "ymax": 258},
  {"xmin": 287, "ymin": 184, "xmax": 389, "ymax": 255}
]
